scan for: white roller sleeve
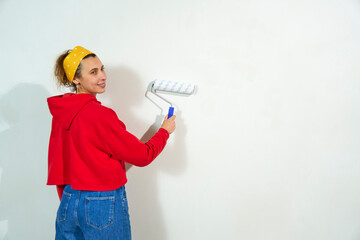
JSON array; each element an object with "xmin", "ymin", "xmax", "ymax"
[{"xmin": 153, "ymin": 80, "xmax": 195, "ymax": 95}]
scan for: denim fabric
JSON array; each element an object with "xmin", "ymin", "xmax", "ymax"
[{"xmin": 55, "ymin": 185, "xmax": 131, "ymax": 240}]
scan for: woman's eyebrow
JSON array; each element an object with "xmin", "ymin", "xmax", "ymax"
[
  {"xmin": 89, "ymin": 67, "xmax": 99, "ymax": 72},
  {"xmin": 89, "ymin": 65, "xmax": 104, "ymax": 71},
  {"xmin": 88, "ymin": 65, "xmax": 104, "ymax": 73}
]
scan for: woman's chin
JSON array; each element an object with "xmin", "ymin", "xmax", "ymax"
[{"xmin": 97, "ymin": 88, "xmax": 106, "ymax": 94}]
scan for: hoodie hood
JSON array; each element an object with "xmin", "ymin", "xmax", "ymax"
[{"xmin": 47, "ymin": 93, "xmax": 100, "ymax": 130}]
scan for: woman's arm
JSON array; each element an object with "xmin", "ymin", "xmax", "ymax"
[
  {"xmin": 94, "ymin": 106, "xmax": 175, "ymax": 167},
  {"xmin": 56, "ymin": 185, "xmax": 65, "ymax": 200}
]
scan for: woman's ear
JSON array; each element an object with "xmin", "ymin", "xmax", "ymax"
[{"xmin": 72, "ymin": 78, "xmax": 80, "ymax": 85}]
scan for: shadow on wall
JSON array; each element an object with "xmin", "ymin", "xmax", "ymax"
[
  {"xmin": 0, "ymin": 83, "xmax": 54, "ymax": 240},
  {"xmin": 104, "ymin": 66, "xmax": 187, "ymax": 240}
]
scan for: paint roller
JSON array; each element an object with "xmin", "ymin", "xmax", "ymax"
[{"xmin": 146, "ymin": 79, "xmax": 196, "ymax": 118}]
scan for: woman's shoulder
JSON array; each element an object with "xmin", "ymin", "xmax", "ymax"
[
  {"xmin": 83, "ymin": 101, "xmax": 117, "ymax": 118},
  {"xmin": 78, "ymin": 101, "xmax": 125, "ymax": 129}
]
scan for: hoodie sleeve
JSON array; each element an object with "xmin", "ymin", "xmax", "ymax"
[{"xmin": 93, "ymin": 105, "xmax": 169, "ymax": 167}]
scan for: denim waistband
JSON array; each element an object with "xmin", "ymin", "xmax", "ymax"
[{"xmin": 63, "ymin": 185, "xmax": 126, "ymax": 197}]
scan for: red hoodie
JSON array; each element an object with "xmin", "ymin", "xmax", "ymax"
[{"xmin": 47, "ymin": 93, "xmax": 169, "ymax": 199}]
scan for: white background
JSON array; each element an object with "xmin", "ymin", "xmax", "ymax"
[{"xmin": 0, "ymin": 0, "xmax": 360, "ymax": 239}]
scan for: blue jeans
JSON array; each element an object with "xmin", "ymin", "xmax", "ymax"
[{"xmin": 55, "ymin": 185, "xmax": 131, "ymax": 240}]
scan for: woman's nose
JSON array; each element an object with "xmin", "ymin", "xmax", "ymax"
[{"xmin": 101, "ymin": 70, "xmax": 107, "ymax": 80}]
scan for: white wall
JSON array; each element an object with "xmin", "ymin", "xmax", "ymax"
[{"xmin": 1, "ymin": 0, "xmax": 360, "ymax": 239}]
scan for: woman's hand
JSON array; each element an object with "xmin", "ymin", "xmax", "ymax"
[{"xmin": 161, "ymin": 115, "xmax": 176, "ymax": 134}]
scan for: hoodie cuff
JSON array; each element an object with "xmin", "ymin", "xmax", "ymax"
[{"xmin": 159, "ymin": 127, "xmax": 170, "ymax": 139}]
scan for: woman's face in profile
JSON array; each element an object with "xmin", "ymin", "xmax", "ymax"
[{"xmin": 73, "ymin": 56, "xmax": 107, "ymax": 96}]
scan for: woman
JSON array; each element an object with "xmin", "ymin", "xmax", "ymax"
[{"xmin": 47, "ymin": 46, "xmax": 175, "ymax": 240}]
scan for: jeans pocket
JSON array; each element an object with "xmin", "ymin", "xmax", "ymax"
[
  {"xmin": 122, "ymin": 196, "xmax": 129, "ymax": 216},
  {"xmin": 57, "ymin": 191, "xmax": 71, "ymax": 222},
  {"xmin": 85, "ymin": 196, "xmax": 115, "ymax": 230}
]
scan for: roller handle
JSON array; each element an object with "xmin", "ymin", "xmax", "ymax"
[{"xmin": 168, "ymin": 106, "xmax": 174, "ymax": 118}]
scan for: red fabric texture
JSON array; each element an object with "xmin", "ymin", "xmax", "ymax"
[{"xmin": 47, "ymin": 93, "xmax": 169, "ymax": 199}]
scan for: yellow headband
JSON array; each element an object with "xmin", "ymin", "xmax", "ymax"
[{"xmin": 63, "ymin": 46, "xmax": 94, "ymax": 82}]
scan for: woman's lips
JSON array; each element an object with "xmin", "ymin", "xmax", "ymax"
[{"xmin": 98, "ymin": 83, "xmax": 106, "ymax": 88}]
